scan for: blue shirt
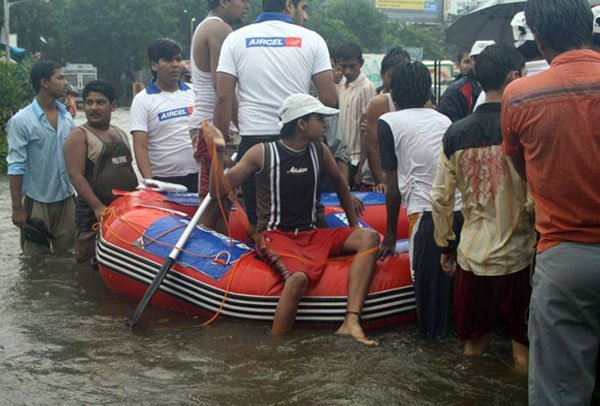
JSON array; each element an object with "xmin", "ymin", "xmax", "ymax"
[{"xmin": 6, "ymin": 98, "xmax": 75, "ymax": 203}]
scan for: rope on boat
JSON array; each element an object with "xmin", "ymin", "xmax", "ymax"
[{"xmin": 94, "ymin": 123, "xmax": 381, "ymax": 328}]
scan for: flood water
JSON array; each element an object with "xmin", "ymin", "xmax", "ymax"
[{"xmin": 0, "ymin": 109, "xmax": 541, "ymax": 405}]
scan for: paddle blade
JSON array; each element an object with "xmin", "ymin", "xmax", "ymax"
[{"xmin": 127, "ymin": 257, "xmax": 176, "ymax": 329}]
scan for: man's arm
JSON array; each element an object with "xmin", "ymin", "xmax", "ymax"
[
  {"xmin": 501, "ymin": 92, "xmax": 526, "ymax": 180},
  {"xmin": 213, "ymin": 73, "xmax": 237, "ymax": 138},
  {"xmin": 64, "ymin": 128, "xmax": 106, "ymax": 219},
  {"xmin": 378, "ymin": 170, "xmax": 401, "ymax": 260},
  {"xmin": 9, "ymin": 176, "xmax": 26, "ymax": 228},
  {"xmin": 377, "ymin": 118, "xmax": 400, "ymax": 259},
  {"xmin": 6, "ymin": 118, "xmax": 28, "ymax": 228},
  {"xmin": 207, "ymin": 123, "xmax": 261, "ymax": 198},
  {"xmin": 312, "ymin": 70, "xmax": 337, "ymax": 108},
  {"xmin": 321, "ymin": 143, "xmax": 359, "ymax": 227},
  {"xmin": 430, "ymin": 146, "xmax": 457, "ymax": 250},
  {"xmin": 131, "ymin": 131, "xmax": 153, "ymax": 179},
  {"xmin": 129, "ymin": 95, "xmax": 152, "ymax": 178}
]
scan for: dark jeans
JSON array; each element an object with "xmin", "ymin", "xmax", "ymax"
[
  {"xmin": 154, "ymin": 172, "xmax": 199, "ymax": 193},
  {"xmin": 238, "ymin": 135, "xmax": 279, "ymax": 226}
]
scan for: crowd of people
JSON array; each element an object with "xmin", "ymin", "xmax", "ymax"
[{"xmin": 5, "ymin": 0, "xmax": 600, "ymax": 404}]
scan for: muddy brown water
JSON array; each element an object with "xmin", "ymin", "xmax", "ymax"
[{"xmin": 0, "ymin": 109, "xmax": 535, "ymax": 405}]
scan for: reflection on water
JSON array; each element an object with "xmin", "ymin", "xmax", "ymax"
[{"xmin": 0, "ymin": 109, "xmax": 536, "ymax": 404}]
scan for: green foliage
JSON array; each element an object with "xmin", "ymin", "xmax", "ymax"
[
  {"xmin": 0, "ymin": 54, "xmax": 35, "ymax": 174},
  {"xmin": 309, "ymin": 0, "xmax": 386, "ymax": 52},
  {"xmin": 2, "ymin": 0, "xmax": 451, "ymax": 100}
]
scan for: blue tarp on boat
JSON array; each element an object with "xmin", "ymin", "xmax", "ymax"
[{"xmin": 141, "ymin": 216, "xmax": 251, "ymax": 281}]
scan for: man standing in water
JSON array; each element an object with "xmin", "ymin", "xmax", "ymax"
[
  {"xmin": 209, "ymin": 94, "xmax": 378, "ymax": 346},
  {"xmin": 190, "ymin": 0, "xmax": 249, "ymax": 231},
  {"xmin": 502, "ymin": 0, "xmax": 600, "ymax": 403},
  {"xmin": 431, "ymin": 44, "xmax": 533, "ymax": 371},
  {"xmin": 64, "ymin": 80, "xmax": 138, "ymax": 263},
  {"xmin": 213, "ymin": 0, "xmax": 337, "ymax": 225},
  {"xmin": 7, "ymin": 61, "xmax": 76, "ymax": 255}
]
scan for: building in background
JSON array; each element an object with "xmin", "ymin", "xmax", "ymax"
[{"xmin": 367, "ymin": 0, "xmax": 446, "ymax": 23}]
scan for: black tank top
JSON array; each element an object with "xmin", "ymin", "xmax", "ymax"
[{"xmin": 256, "ymin": 141, "xmax": 323, "ymax": 231}]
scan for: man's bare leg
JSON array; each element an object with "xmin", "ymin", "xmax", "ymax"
[
  {"xmin": 464, "ymin": 333, "xmax": 492, "ymax": 356},
  {"xmin": 512, "ymin": 340, "xmax": 529, "ymax": 374},
  {"xmin": 336, "ymin": 229, "xmax": 379, "ymax": 346},
  {"xmin": 271, "ymin": 273, "xmax": 308, "ymax": 335}
]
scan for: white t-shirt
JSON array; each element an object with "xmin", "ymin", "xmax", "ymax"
[
  {"xmin": 130, "ymin": 80, "xmax": 198, "ymax": 178},
  {"xmin": 379, "ymin": 108, "xmax": 461, "ymax": 215},
  {"xmin": 217, "ymin": 17, "xmax": 331, "ymax": 136}
]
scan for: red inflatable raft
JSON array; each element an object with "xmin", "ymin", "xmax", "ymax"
[{"xmin": 96, "ymin": 190, "xmax": 416, "ymax": 329}]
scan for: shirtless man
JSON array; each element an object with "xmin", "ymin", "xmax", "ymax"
[
  {"xmin": 190, "ymin": 0, "xmax": 249, "ymax": 231},
  {"xmin": 209, "ymin": 94, "xmax": 379, "ymax": 346}
]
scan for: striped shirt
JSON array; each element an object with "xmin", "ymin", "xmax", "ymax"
[
  {"xmin": 502, "ymin": 50, "xmax": 600, "ymax": 252},
  {"xmin": 256, "ymin": 141, "xmax": 323, "ymax": 231},
  {"xmin": 337, "ymin": 72, "xmax": 376, "ymax": 165}
]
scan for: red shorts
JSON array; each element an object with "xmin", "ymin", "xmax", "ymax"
[
  {"xmin": 257, "ymin": 227, "xmax": 355, "ymax": 285},
  {"xmin": 454, "ymin": 265, "xmax": 532, "ymax": 345},
  {"xmin": 191, "ymin": 128, "xmax": 211, "ymax": 199}
]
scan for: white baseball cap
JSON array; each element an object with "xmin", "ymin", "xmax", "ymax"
[
  {"xmin": 593, "ymin": 6, "xmax": 600, "ymax": 34},
  {"xmin": 278, "ymin": 94, "xmax": 339, "ymax": 125},
  {"xmin": 511, "ymin": 11, "xmax": 535, "ymax": 47},
  {"xmin": 470, "ymin": 40, "xmax": 495, "ymax": 57}
]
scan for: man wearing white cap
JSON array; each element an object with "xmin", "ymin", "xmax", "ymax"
[
  {"xmin": 208, "ymin": 93, "xmax": 379, "ymax": 346},
  {"xmin": 437, "ymin": 41, "xmax": 491, "ymax": 122}
]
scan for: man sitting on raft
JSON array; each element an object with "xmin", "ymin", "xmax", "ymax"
[{"xmin": 208, "ymin": 93, "xmax": 379, "ymax": 346}]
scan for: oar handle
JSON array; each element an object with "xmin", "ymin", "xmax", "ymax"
[{"xmin": 127, "ymin": 193, "xmax": 212, "ymax": 329}]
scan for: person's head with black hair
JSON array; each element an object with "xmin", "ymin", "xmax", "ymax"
[
  {"xmin": 147, "ymin": 38, "xmax": 183, "ymax": 88},
  {"xmin": 82, "ymin": 80, "xmax": 117, "ymax": 129},
  {"xmin": 83, "ymin": 80, "xmax": 116, "ymax": 103},
  {"xmin": 525, "ymin": 0, "xmax": 593, "ymax": 62},
  {"xmin": 390, "ymin": 62, "xmax": 432, "ymax": 110},
  {"xmin": 455, "ymin": 47, "xmax": 471, "ymax": 77},
  {"xmin": 30, "ymin": 61, "xmax": 66, "ymax": 97},
  {"xmin": 337, "ymin": 43, "xmax": 364, "ymax": 84},
  {"xmin": 208, "ymin": 0, "xmax": 249, "ymax": 25},
  {"xmin": 380, "ymin": 47, "xmax": 411, "ymax": 93},
  {"xmin": 475, "ymin": 44, "xmax": 525, "ymax": 95},
  {"xmin": 262, "ymin": 0, "xmax": 300, "ymax": 12}
]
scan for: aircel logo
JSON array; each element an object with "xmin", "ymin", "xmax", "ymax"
[
  {"xmin": 158, "ymin": 107, "xmax": 193, "ymax": 122},
  {"xmin": 245, "ymin": 37, "xmax": 302, "ymax": 48}
]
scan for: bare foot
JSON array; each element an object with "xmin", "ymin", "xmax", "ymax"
[
  {"xmin": 463, "ymin": 334, "xmax": 492, "ymax": 356},
  {"xmin": 336, "ymin": 321, "xmax": 379, "ymax": 347},
  {"xmin": 512, "ymin": 340, "xmax": 529, "ymax": 375}
]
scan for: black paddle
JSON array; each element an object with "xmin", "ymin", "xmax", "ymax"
[{"xmin": 127, "ymin": 194, "xmax": 211, "ymax": 328}]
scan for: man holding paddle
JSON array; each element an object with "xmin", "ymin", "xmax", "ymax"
[{"xmin": 208, "ymin": 94, "xmax": 379, "ymax": 346}]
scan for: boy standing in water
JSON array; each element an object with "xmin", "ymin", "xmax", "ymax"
[{"xmin": 431, "ymin": 44, "xmax": 534, "ymax": 372}]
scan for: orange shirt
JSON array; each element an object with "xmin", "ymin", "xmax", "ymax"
[{"xmin": 502, "ymin": 50, "xmax": 600, "ymax": 252}]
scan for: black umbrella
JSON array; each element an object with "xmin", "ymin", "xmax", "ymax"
[{"xmin": 446, "ymin": 0, "xmax": 600, "ymax": 48}]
